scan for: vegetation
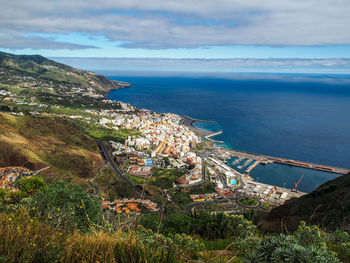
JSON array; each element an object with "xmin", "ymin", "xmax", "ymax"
[
  {"xmin": 150, "ymin": 168, "xmax": 185, "ymax": 189},
  {"xmin": 0, "ymin": 51, "xmax": 349, "ymax": 262},
  {"xmin": 94, "ymin": 166, "xmax": 137, "ymax": 199},
  {"xmin": 29, "ymin": 181, "xmax": 102, "ymax": 232},
  {"xmin": 246, "ymin": 222, "xmax": 347, "ymax": 263},
  {"xmin": 0, "ymin": 113, "xmax": 103, "ymax": 186},
  {"xmin": 238, "ymin": 197, "xmax": 259, "ymax": 207},
  {"xmin": 0, "ymin": 51, "xmax": 123, "ymax": 93},
  {"xmin": 267, "ymin": 172, "xmax": 350, "ymax": 232},
  {"xmin": 0, "ymin": 180, "xmax": 204, "ymax": 262},
  {"xmin": 0, "ymin": 176, "xmax": 47, "ymax": 207}
]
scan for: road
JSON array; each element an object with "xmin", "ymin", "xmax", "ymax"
[
  {"xmin": 88, "ymin": 161, "xmax": 107, "ymax": 197},
  {"xmin": 95, "ymin": 139, "xmax": 147, "ymax": 197}
]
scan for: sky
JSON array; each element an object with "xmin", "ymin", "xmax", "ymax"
[{"xmin": 1, "ymin": 0, "xmax": 350, "ymax": 73}]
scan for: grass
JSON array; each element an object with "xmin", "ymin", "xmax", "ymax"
[
  {"xmin": 238, "ymin": 198, "xmax": 258, "ymax": 207},
  {"xmin": 0, "ymin": 208, "xmax": 204, "ymax": 263},
  {"xmin": 95, "ymin": 167, "xmax": 137, "ymax": 199},
  {"xmin": 0, "ymin": 113, "xmax": 103, "ymax": 187},
  {"xmin": 126, "ymin": 173, "xmax": 147, "ymax": 185}
]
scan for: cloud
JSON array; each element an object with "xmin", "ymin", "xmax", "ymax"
[
  {"xmin": 0, "ymin": 34, "xmax": 97, "ymax": 50},
  {"xmin": 1, "ymin": 0, "xmax": 350, "ymax": 49},
  {"xmin": 51, "ymin": 57, "xmax": 350, "ymax": 74}
]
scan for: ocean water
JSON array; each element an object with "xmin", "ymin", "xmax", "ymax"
[{"xmin": 107, "ymin": 73, "xmax": 350, "ymax": 192}]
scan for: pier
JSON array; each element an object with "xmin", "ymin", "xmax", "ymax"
[
  {"xmin": 204, "ymin": 130, "xmax": 225, "ymax": 143},
  {"xmin": 181, "ymin": 115, "xmax": 350, "ymax": 176},
  {"xmin": 220, "ymin": 148, "xmax": 350, "ymax": 175}
]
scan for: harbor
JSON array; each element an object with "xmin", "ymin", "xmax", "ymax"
[
  {"xmin": 182, "ymin": 115, "xmax": 349, "ymax": 195},
  {"xmin": 220, "ymin": 148, "xmax": 350, "ymax": 175}
]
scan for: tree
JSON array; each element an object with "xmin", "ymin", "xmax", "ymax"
[
  {"xmin": 163, "ymin": 157, "xmax": 170, "ymax": 167},
  {"xmin": 188, "ymin": 163, "xmax": 195, "ymax": 170}
]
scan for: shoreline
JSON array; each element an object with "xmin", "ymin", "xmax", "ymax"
[
  {"xmin": 180, "ymin": 115, "xmax": 217, "ymax": 137},
  {"xmin": 107, "ymin": 90, "xmax": 350, "ymax": 176},
  {"xmin": 180, "ymin": 115, "xmax": 349, "ymax": 175}
]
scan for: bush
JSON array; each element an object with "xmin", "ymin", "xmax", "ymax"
[
  {"xmin": 30, "ymin": 181, "xmax": 102, "ymax": 232},
  {"xmin": 0, "ymin": 177, "xmax": 46, "ymax": 207},
  {"xmin": 15, "ymin": 176, "xmax": 47, "ymax": 196},
  {"xmin": 245, "ymin": 222, "xmax": 343, "ymax": 263},
  {"xmin": 245, "ymin": 233, "xmax": 340, "ymax": 263}
]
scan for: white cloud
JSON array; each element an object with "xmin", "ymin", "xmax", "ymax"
[
  {"xmin": 0, "ymin": 0, "xmax": 350, "ymax": 49},
  {"xmin": 52, "ymin": 57, "xmax": 350, "ymax": 74}
]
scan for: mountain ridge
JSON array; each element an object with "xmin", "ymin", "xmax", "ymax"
[{"xmin": 0, "ymin": 51, "xmax": 130, "ymax": 93}]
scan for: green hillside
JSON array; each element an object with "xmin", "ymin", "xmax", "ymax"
[
  {"xmin": 0, "ymin": 112, "xmax": 103, "ymax": 186},
  {"xmin": 264, "ymin": 172, "xmax": 350, "ymax": 232},
  {"xmin": 0, "ymin": 51, "xmax": 126, "ymax": 93},
  {"xmin": 0, "ymin": 51, "xmax": 349, "ymax": 262}
]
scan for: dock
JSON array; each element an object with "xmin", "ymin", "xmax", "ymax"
[
  {"xmin": 181, "ymin": 115, "xmax": 350, "ymax": 176},
  {"xmin": 220, "ymin": 148, "xmax": 350, "ymax": 175}
]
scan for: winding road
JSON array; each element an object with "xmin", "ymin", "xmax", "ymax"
[{"xmin": 88, "ymin": 161, "xmax": 107, "ymax": 197}]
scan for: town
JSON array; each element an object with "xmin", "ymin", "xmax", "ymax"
[{"xmin": 1, "ymin": 69, "xmax": 343, "ymax": 217}]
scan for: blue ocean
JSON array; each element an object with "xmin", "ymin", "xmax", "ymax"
[{"xmin": 107, "ymin": 73, "xmax": 350, "ymax": 192}]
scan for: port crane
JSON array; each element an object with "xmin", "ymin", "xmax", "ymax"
[{"xmin": 293, "ymin": 174, "xmax": 304, "ymax": 192}]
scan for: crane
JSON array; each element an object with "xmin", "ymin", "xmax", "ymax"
[{"xmin": 293, "ymin": 174, "xmax": 304, "ymax": 192}]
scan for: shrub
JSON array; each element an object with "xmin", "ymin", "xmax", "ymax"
[
  {"xmin": 245, "ymin": 227, "xmax": 341, "ymax": 263},
  {"xmin": 326, "ymin": 229, "xmax": 350, "ymax": 262},
  {"xmin": 15, "ymin": 176, "xmax": 47, "ymax": 197},
  {"xmin": 0, "ymin": 208, "xmax": 204, "ymax": 263},
  {"xmin": 192, "ymin": 213, "xmax": 257, "ymax": 240},
  {"xmin": 0, "ymin": 177, "xmax": 46, "ymax": 207},
  {"xmin": 29, "ymin": 181, "xmax": 102, "ymax": 232}
]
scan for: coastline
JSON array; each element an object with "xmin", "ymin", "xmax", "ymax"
[
  {"xmin": 180, "ymin": 115, "xmax": 222, "ymax": 138},
  {"xmin": 180, "ymin": 114, "xmax": 349, "ymax": 175},
  {"xmin": 107, "ymin": 84, "xmax": 349, "ymax": 194}
]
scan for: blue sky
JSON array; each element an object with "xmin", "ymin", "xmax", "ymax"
[{"xmin": 1, "ymin": 0, "xmax": 350, "ymax": 72}]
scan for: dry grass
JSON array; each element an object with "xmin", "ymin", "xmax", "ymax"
[
  {"xmin": 0, "ymin": 209, "xmax": 188, "ymax": 263},
  {"xmin": 0, "ymin": 113, "xmax": 103, "ymax": 190},
  {"xmin": 0, "ymin": 208, "xmax": 65, "ymax": 263},
  {"xmin": 64, "ymin": 231, "xmax": 118, "ymax": 263}
]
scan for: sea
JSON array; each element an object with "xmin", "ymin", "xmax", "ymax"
[{"xmin": 107, "ymin": 73, "xmax": 350, "ymax": 193}]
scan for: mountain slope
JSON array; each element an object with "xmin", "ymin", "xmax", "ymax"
[
  {"xmin": 263, "ymin": 172, "xmax": 350, "ymax": 232},
  {"xmin": 0, "ymin": 51, "xmax": 128, "ymax": 93},
  {"xmin": 0, "ymin": 112, "xmax": 103, "ymax": 186}
]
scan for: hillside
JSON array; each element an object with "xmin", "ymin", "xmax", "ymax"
[
  {"xmin": 0, "ymin": 52, "xmax": 349, "ymax": 262},
  {"xmin": 263, "ymin": 172, "xmax": 350, "ymax": 232},
  {"xmin": 0, "ymin": 51, "xmax": 129, "ymax": 93},
  {"xmin": 0, "ymin": 112, "xmax": 103, "ymax": 187}
]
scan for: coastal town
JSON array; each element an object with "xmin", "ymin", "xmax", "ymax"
[
  {"xmin": 1, "ymin": 66, "xmax": 348, "ymax": 216},
  {"xmin": 1, "ymin": 83, "xmax": 310, "ymax": 215}
]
